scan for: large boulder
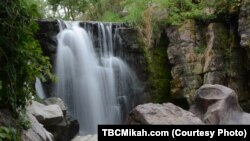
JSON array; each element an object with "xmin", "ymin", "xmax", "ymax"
[
  {"xmin": 43, "ymin": 98, "xmax": 79, "ymax": 141},
  {"xmin": 127, "ymin": 103, "xmax": 203, "ymax": 125},
  {"xmin": 27, "ymin": 101, "xmax": 64, "ymax": 125},
  {"xmin": 190, "ymin": 84, "xmax": 250, "ymax": 124},
  {"xmin": 27, "ymin": 100, "xmax": 79, "ymax": 141}
]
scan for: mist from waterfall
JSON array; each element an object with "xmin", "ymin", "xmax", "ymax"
[{"xmin": 55, "ymin": 21, "xmax": 140, "ymax": 135}]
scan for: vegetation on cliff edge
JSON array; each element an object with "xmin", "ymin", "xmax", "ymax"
[{"xmin": 0, "ymin": 1, "xmax": 53, "ymax": 139}]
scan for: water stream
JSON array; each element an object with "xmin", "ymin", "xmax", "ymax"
[{"xmin": 55, "ymin": 21, "xmax": 140, "ymax": 135}]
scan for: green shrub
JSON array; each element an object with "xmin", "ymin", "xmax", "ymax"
[
  {"xmin": 0, "ymin": 0, "xmax": 53, "ymax": 112},
  {"xmin": 0, "ymin": 126, "xmax": 20, "ymax": 141}
]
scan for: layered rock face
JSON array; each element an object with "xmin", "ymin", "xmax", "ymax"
[
  {"xmin": 167, "ymin": 2, "xmax": 250, "ymax": 105},
  {"xmin": 166, "ymin": 20, "xmax": 204, "ymax": 103}
]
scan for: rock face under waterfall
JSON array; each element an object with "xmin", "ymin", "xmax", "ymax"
[
  {"xmin": 190, "ymin": 84, "xmax": 250, "ymax": 124},
  {"xmin": 127, "ymin": 103, "xmax": 203, "ymax": 125},
  {"xmin": 36, "ymin": 20, "xmax": 145, "ymax": 136}
]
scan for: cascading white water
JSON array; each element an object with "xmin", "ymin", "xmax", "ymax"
[
  {"xmin": 55, "ymin": 21, "xmax": 140, "ymax": 135},
  {"xmin": 35, "ymin": 77, "xmax": 46, "ymax": 99}
]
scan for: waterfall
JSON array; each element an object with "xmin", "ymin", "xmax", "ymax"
[
  {"xmin": 55, "ymin": 21, "xmax": 140, "ymax": 135},
  {"xmin": 35, "ymin": 77, "xmax": 46, "ymax": 99}
]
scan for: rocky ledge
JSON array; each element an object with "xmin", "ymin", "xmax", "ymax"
[
  {"xmin": 127, "ymin": 102, "xmax": 203, "ymax": 125},
  {"xmin": 24, "ymin": 97, "xmax": 79, "ymax": 141}
]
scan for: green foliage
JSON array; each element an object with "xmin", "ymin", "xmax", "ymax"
[
  {"xmin": 84, "ymin": 0, "xmax": 124, "ymax": 21},
  {"xmin": 0, "ymin": 0, "xmax": 53, "ymax": 112},
  {"xmin": 150, "ymin": 46, "xmax": 172, "ymax": 103},
  {"xmin": 16, "ymin": 109, "xmax": 31, "ymax": 130},
  {"xmin": 101, "ymin": 12, "xmax": 122, "ymax": 22},
  {"xmin": 194, "ymin": 45, "xmax": 206, "ymax": 54},
  {"xmin": 44, "ymin": 0, "xmax": 242, "ymax": 25},
  {"xmin": 0, "ymin": 126, "xmax": 20, "ymax": 141},
  {"xmin": 47, "ymin": 0, "xmax": 91, "ymax": 20},
  {"xmin": 121, "ymin": 0, "xmax": 149, "ymax": 24}
]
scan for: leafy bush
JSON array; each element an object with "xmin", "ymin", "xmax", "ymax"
[
  {"xmin": 0, "ymin": 0, "xmax": 53, "ymax": 112},
  {"xmin": 0, "ymin": 126, "xmax": 20, "ymax": 141}
]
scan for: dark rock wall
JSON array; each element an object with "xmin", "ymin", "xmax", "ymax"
[{"xmin": 36, "ymin": 20, "xmax": 59, "ymax": 63}]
